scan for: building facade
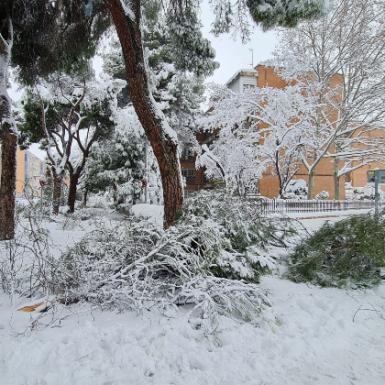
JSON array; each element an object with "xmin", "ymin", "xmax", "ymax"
[
  {"xmin": 0, "ymin": 147, "xmax": 45, "ymax": 197},
  {"xmin": 181, "ymin": 65, "xmax": 380, "ymax": 200}
]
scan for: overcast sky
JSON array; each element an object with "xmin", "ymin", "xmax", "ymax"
[
  {"xmin": 12, "ymin": 2, "xmax": 278, "ymax": 160},
  {"xmin": 200, "ymin": 2, "xmax": 277, "ymax": 85}
]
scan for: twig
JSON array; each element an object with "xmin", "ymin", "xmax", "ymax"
[{"xmin": 353, "ymin": 303, "xmax": 385, "ymax": 322}]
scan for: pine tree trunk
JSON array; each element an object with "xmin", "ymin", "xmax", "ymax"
[
  {"xmin": 83, "ymin": 189, "xmax": 88, "ymax": 207},
  {"xmin": 307, "ymin": 169, "xmax": 316, "ymax": 200},
  {"xmin": 334, "ymin": 157, "xmax": 340, "ymax": 201},
  {"xmin": 106, "ymin": 0, "xmax": 183, "ymax": 229},
  {"xmin": 112, "ymin": 182, "xmax": 117, "ymax": 203},
  {"xmin": 0, "ymin": 17, "xmax": 16, "ymax": 240},
  {"xmin": 0, "ymin": 123, "xmax": 17, "ymax": 240},
  {"xmin": 52, "ymin": 169, "xmax": 63, "ymax": 215},
  {"xmin": 67, "ymin": 172, "xmax": 80, "ymax": 213}
]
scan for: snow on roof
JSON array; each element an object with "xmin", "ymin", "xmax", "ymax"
[
  {"xmin": 256, "ymin": 59, "xmax": 275, "ymax": 67},
  {"xmin": 225, "ymin": 68, "xmax": 258, "ymax": 87}
]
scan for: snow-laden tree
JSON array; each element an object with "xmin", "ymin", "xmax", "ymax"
[
  {"xmin": 95, "ymin": 20, "xmax": 207, "ymax": 203},
  {"xmin": 20, "ymin": 71, "xmax": 124, "ymax": 213},
  {"xmin": 198, "ymin": 84, "xmax": 312, "ymax": 197},
  {"xmin": 80, "ymin": 105, "xmax": 147, "ymax": 205},
  {"xmin": 274, "ymin": 0, "xmax": 385, "ymax": 199},
  {"xmin": 100, "ymin": 0, "xmax": 331, "ymax": 228},
  {"xmin": 0, "ymin": 0, "xmax": 101, "ymax": 239},
  {"xmin": 100, "ymin": 21, "xmax": 206, "ymax": 146}
]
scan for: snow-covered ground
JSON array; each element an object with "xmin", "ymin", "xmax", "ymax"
[{"xmin": 0, "ymin": 208, "xmax": 384, "ymax": 385}]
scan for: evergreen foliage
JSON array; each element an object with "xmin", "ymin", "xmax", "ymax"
[
  {"xmin": 176, "ymin": 190, "xmax": 298, "ymax": 282},
  {"xmin": 8, "ymin": 0, "xmax": 107, "ymax": 85},
  {"xmin": 286, "ymin": 213, "xmax": 385, "ymax": 288},
  {"xmin": 81, "ymin": 130, "xmax": 145, "ymax": 202},
  {"xmin": 246, "ymin": 0, "xmax": 328, "ymax": 31}
]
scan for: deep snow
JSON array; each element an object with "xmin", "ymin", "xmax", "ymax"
[{"xmin": 0, "ymin": 209, "xmax": 384, "ymax": 385}]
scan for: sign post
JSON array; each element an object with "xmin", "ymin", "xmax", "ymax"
[
  {"xmin": 375, "ymin": 171, "xmax": 379, "ymax": 216},
  {"xmin": 367, "ymin": 170, "xmax": 385, "ymax": 216},
  {"xmin": 39, "ymin": 176, "xmax": 46, "ymax": 216}
]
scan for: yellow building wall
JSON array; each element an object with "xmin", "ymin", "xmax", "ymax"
[
  {"xmin": 16, "ymin": 149, "xmax": 26, "ymax": 195},
  {"xmin": 14, "ymin": 149, "xmax": 45, "ymax": 197}
]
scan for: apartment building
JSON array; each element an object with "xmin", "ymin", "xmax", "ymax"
[
  {"xmin": 181, "ymin": 65, "xmax": 371, "ymax": 200},
  {"xmin": 0, "ymin": 147, "xmax": 45, "ymax": 197}
]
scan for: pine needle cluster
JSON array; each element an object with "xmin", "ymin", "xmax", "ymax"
[{"xmin": 286, "ymin": 213, "xmax": 385, "ymax": 288}]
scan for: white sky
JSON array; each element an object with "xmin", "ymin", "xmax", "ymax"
[
  {"xmin": 200, "ymin": 2, "xmax": 277, "ymax": 85},
  {"xmin": 9, "ymin": 2, "xmax": 277, "ymax": 161}
]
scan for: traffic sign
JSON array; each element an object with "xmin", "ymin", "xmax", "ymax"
[{"xmin": 367, "ymin": 170, "xmax": 385, "ymax": 185}]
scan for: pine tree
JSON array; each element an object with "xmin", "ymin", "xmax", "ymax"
[
  {"xmin": 19, "ymin": 71, "xmax": 123, "ymax": 213},
  {"xmin": 80, "ymin": 107, "xmax": 146, "ymax": 205}
]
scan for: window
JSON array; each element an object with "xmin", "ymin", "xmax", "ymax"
[
  {"xmin": 181, "ymin": 146, "xmax": 194, "ymax": 160},
  {"xmin": 182, "ymin": 169, "xmax": 195, "ymax": 177}
]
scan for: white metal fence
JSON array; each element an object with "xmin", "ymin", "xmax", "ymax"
[{"xmin": 247, "ymin": 198, "xmax": 385, "ymax": 216}]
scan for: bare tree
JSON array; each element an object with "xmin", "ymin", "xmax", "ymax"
[
  {"xmin": 275, "ymin": 0, "xmax": 385, "ymax": 199},
  {"xmin": 199, "ymin": 85, "xmax": 311, "ymax": 198}
]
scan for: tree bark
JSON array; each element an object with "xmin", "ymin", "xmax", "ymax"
[
  {"xmin": 67, "ymin": 172, "xmax": 81, "ymax": 213},
  {"xmin": 0, "ymin": 15, "xmax": 16, "ymax": 240},
  {"xmin": 334, "ymin": 156, "xmax": 340, "ymax": 201},
  {"xmin": 106, "ymin": 0, "xmax": 183, "ymax": 229},
  {"xmin": 112, "ymin": 182, "xmax": 117, "ymax": 203},
  {"xmin": 0, "ymin": 123, "xmax": 17, "ymax": 240},
  {"xmin": 83, "ymin": 189, "xmax": 88, "ymax": 207},
  {"xmin": 52, "ymin": 169, "xmax": 63, "ymax": 215},
  {"xmin": 307, "ymin": 168, "xmax": 316, "ymax": 200}
]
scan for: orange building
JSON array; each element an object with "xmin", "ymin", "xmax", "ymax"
[
  {"xmin": 254, "ymin": 65, "xmax": 345, "ymax": 200},
  {"xmin": 346, "ymin": 128, "xmax": 385, "ymax": 194},
  {"xmin": 181, "ymin": 65, "xmax": 351, "ymax": 199}
]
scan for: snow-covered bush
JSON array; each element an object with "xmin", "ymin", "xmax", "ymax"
[
  {"xmin": 350, "ymin": 185, "xmax": 385, "ymax": 201},
  {"xmin": 315, "ymin": 191, "xmax": 329, "ymax": 200},
  {"xmin": 49, "ymin": 190, "xmax": 299, "ymax": 321},
  {"xmin": 286, "ymin": 213, "xmax": 385, "ymax": 288},
  {"xmin": 281, "ymin": 179, "xmax": 308, "ymax": 200}
]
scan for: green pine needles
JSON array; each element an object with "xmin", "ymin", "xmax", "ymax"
[
  {"xmin": 286, "ymin": 213, "xmax": 385, "ymax": 288},
  {"xmin": 176, "ymin": 190, "xmax": 299, "ymax": 283},
  {"xmin": 247, "ymin": 0, "xmax": 329, "ymax": 31}
]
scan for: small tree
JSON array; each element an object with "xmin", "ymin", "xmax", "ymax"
[
  {"xmin": 20, "ymin": 72, "xmax": 123, "ymax": 213},
  {"xmin": 81, "ymin": 105, "xmax": 146, "ymax": 204},
  {"xmin": 199, "ymin": 84, "xmax": 311, "ymax": 197}
]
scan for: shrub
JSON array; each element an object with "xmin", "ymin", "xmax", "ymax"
[{"xmin": 286, "ymin": 212, "xmax": 385, "ymax": 288}]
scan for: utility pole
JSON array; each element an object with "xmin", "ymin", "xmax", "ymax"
[{"xmin": 249, "ymin": 48, "xmax": 254, "ymax": 68}]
